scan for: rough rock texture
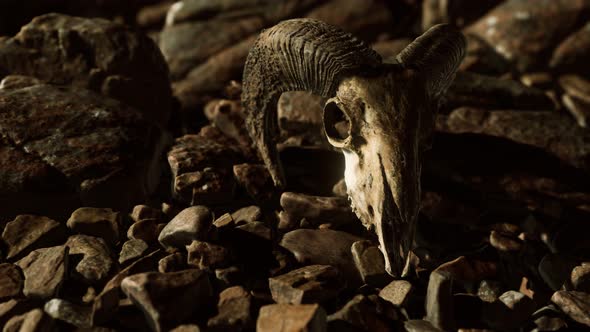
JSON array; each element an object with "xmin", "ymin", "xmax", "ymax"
[
  {"xmin": 0, "ymin": 13, "xmax": 172, "ymax": 124},
  {"xmin": 0, "ymin": 264, "xmax": 24, "ymax": 301},
  {"xmin": 44, "ymin": 298, "xmax": 92, "ymax": 328},
  {"xmin": 257, "ymin": 304, "xmax": 326, "ymax": 332},
  {"xmin": 0, "ymin": 83, "xmax": 167, "ymax": 219},
  {"xmin": 16, "ymin": 245, "xmax": 68, "ymax": 299},
  {"xmin": 1, "ymin": 215, "xmax": 64, "ymax": 260},
  {"xmin": 158, "ymin": 206, "xmax": 213, "ymax": 249},
  {"xmin": 207, "ymin": 286, "xmax": 253, "ymax": 331},
  {"xmin": 67, "ymin": 208, "xmax": 121, "ymax": 246},
  {"xmin": 269, "ymin": 265, "xmax": 344, "ymax": 305},
  {"xmin": 551, "ymin": 22, "xmax": 590, "ymax": 73},
  {"xmin": 3, "ymin": 308, "xmax": 53, "ymax": 332},
  {"xmin": 121, "ymin": 269, "xmax": 214, "ymax": 332},
  {"xmin": 66, "ymin": 234, "xmax": 113, "ymax": 284}
]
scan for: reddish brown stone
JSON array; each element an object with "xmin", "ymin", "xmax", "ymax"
[{"xmin": 551, "ymin": 22, "xmax": 590, "ymax": 73}]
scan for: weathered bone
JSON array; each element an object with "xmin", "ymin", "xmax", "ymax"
[{"xmin": 242, "ymin": 18, "xmax": 466, "ymax": 276}]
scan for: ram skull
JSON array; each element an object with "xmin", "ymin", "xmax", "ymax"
[{"xmin": 242, "ymin": 18, "xmax": 466, "ymax": 277}]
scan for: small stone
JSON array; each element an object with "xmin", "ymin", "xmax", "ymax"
[
  {"xmin": 280, "ymin": 229, "xmax": 363, "ymax": 287},
  {"xmin": 170, "ymin": 325, "xmax": 201, "ymax": 332},
  {"xmin": 16, "ymin": 245, "xmax": 68, "ymax": 299},
  {"xmin": 379, "ymin": 280, "xmax": 413, "ymax": 307},
  {"xmin": 571, "ymin": 262, "xmax": 590, "ymax": 292},
  {"xmin": 351, "ymin": 240, "xmax": 391, "ymax": 287},
  {"xmin": 425, "ymin": 270, "xmax": 454, "ymax": 331},
  {"xmin": 130, "ymin": 205, "xmax": 162, "ymax": 223},
  {"xmin": 404, "ymin": 320, "xmax": 442, "ymax": 332},
  {"xmin": 477, "ymin": 280, "xmax": 503, "ymax": 303},
  {"xmin": 92, "ymin": 250, "xmax": 162, "ymax": 325},
  {"xmin": 490, "ymin": 230, "xmax": 523, "ymax": 252},
  {"xmin": 277, "ymin": 211, "xmax": 299, "ymax": 232},
  {"xmin": 269, "ymin": 265, "xmax": 344, "ymax": 305},
  {"xmin": 257, "ymin": 304, "xmax": 326, "ymax": 332},
  {"xmin": 119, "ymin": 239, "xmax": 149, "ymax": 266},
  {"xmin": 66, "ymin": 235, "xmax": 113, "ymax": 284},
  {"xmin": 158, "ymin": 206, "xmax": 212, "ymax": 249},
  {"xmin": 327, "ymin": 294, "xmax": 389, "ymax": 331},
  {"xmin": 0, "ymin": 264, "xmax": 23, "ymax": 301},
  {"xmin": 213, "ymin": 213, "xmax": 234, "ymax": 229},
  {"xmin": 538, "ymin": 253, "xmax": 578, "ymax": 291},
  {"xmin": 3, "ymin": 308, "xmax": 53, "ymax": 332},
  {"xmin": 121, "ymin": 269, "xmax": 213, "ymax": 332},
  {"xmin": 67, "ymin": 207, "xmax": 121, "ymax": 246},
  {"xmin": 231, "ymin": 205, "xmax": 262, "ymax": 225},
  {"xmin": 158, "ymin": 252, "xmax": 187, "ymax": 273},
  {"xmin": 2, "ymin": 215, "xmax": 64, "ymax": 260},
  {"xmin": 280, "ymin": 192, "xmax": 356, "ymax": 227},
  {"xmin": 186, "ymin": 240, "xmax": 231, "ymax": 271},
  {"xmin": 551, "ymin": 291, "xmax": 590, "ymax": 327},
  {"xmin": 483, "ymin": 290, "xmax": 536, "ymax": 331},
  {"xmin": 207, "ymin": 286, "xmax": 253, "ymax": 331},
  {"xmin": 44, "ymin": 298, "xmax": 92, "ymax": 328},
  {"xmin": 127, "ymin": 218, "xmax": 159, "ymax": 244}
]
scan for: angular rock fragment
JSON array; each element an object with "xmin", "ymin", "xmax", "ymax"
[
  {"xmin": 1, "ymin": 214, "xmax": 64, "ymax": 260},
  {"xmin": 425, "ymin": 271, "xmax": 454, "ymax": 331},
  {"xmin": 280, "ymin": 229, "xmax": 363, "ymax": 286},
  {"xmin": 327, "ymin": 294, "xmax": 390, "ymax": 331},
  {"xmin": 204, "ymin": 99, "xmax": 251, "ymax": 147},
  {"xmin": 551, "ymin": 22, "xmax": 590, "ymax": 74},
  {"xmin": 158, "ymin": 252, "xmax": 187, "ymax": 273},
  {"xmin": 379, "ymin": 280, "xmax": 413, "ymax": 307},
  {"xmin": 121, "ymin": 269, "xmax": 213, "ymax": 332},
  {"xmin": 351, "ymin": 240, "xmax": 391, "ymax": 287},
  {"xmin": 131, "ymin": 205, "xmax": 162, "ymax": 223},
  {"xmin": 67, "ymin": 208, "xmax": 120, "ymax": 247},
  {"xmin": 482, "ymin": 290, "xmax": 536, "ymax": 330},
  {"xmin": 158, "ymin": 206, "xmax": 212, "ymax": 249},
  {"xmin": 235, "ymin": 222, "xmax": 271, "ymax": 242},
  {"xmin": 437, "ymin": 107, "xmax": 590, "ymax": 172},
  {"xmin": 3, "ymin": 308, "xmax": 53, "ymax": 332},
  {"xmin": 477, "ymin": 280, "xmax": 504, "ymax": 303},
  {"xmin": 551, "ymin": 291, "xmax": 590, "ymax": 327},
  {"xmin": 186, "ymin": 240, "xmax": 231, "ymax": 271},
  {"xmin": 257, "ymin": 304, "xmax": 327, "ymax": 332},
  {"xmin": 207, "ymin": 286, "xmax": 253, "ymax": 331},
  {"xmin": 17, "ymin": 245, "xmax": 68, "ymax": 299},
  {"xmin": 571, "ymin": 262, "xmax": 590, "ymax": 292},
  {"xmin": 466, "ymin": 0, "xmax": 590, "ymax": 71},
  {"xmin": 119, "ymin": 239, "xmax": 149, "ymax": 266},
  {"xmin": 0, "ymin": 264, "xmax": 23, "ymax": 301},
  {"xmin": 128, "ymin": 218, "xmax": 159, "ymax": 244},
  {"xmin": 66, "ymin": 235, "xmax": 113, "ymax": 285},
  {"xmin": 170, "ymin": 325, "xmax": 201, "ymax": 332},
  {"xmin": 231, "ymin": 205, "xmax": 262, "ymax": 225},
  {"xmin": 213, "ymin": 213, "xmax": 234, "ymax": 230},
  {"xmin": 269, "ymin": 265, "xmax": 344, "ymax": 305},
  {"xmin": 44, "ymin": 298, "xmax": 92, "ymax": 328},
  {"xmin": 0, "ymin": 13, "xmax": 172, "ymax": 124},
  {"xmin": 280, "ymin": 192, "xmax": 357, "ymax": 227},
  {"xmin": 0, "ymin": 299, "xmax": 34, "ymax": 328}
]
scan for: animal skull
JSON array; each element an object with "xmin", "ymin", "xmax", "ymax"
[{"xmin": 242, "ymin": 18, "xmax": 466, "ymax": 276}]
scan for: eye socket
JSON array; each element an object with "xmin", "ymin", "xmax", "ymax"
[{"xmin": 323, "ymin": 101, "xmax": 351, "ymax": 146}]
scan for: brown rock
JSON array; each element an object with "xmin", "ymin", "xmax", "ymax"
[
  {"xmin": 327, "ymin": 294, "xmax": 391, "ymax": 331},
  {"xmin": 213, "ymin": 213, "xmax": 234, "ymax": 230},
  {"xmin": 231, "ymin": 206, "xmax": 262, "ymax": 225},
  {"xmin": 121, "ymin": 269, "xmax": 213, "ymax": 332},
  {"xmin": 571, "ymin": 262, "xmax": 590, "ymax": 292},
  {"xmin": 158, "ymin": 206, "xmax": 213, "ymax": 249},
  {"xmin": 351, "ymin": 240, "xmax": 391, "ymax": 287},
  {"xmin": 551, "ymin": 290, "xmax": 590, "ymax": 327},
  {"xmin": 204, "ymin": 99, "xmax": 251, "ymax": 147},
  {"xmin": 437, "ymin": 107, "xmax": 590, "ymax": 172},
  {"xmin": 170, "ymin": 325, "xmax": 201, "ymax": 332},
  {"xmin": 16, "ymin": 245, "xmax": 68, "ymax": 299},
  {"xmin": 257, "ymin": 304, "xmax": 327, "ymax": 332},
  {"xmin": 280, "ymin": 192, "xmax": 357, "ymax": 227},
  {"xmin": 477, "ymin": 280, "xmax": 503, "ymax": 303},
  {"xmin": 551, "ymin": 22, "xmax": 590, "ymax": 74},
  {"xmin": 482, "ymin": 290, "xmax": 536, "ymax": 330},
  {"xmin": 130, "ymin": 205, "xmax": 162, "ymax": 223},
  {"xmin": 425, "ymin": 270, "xmax": 454, "ymax": 331},
  {"xmin": 67, "ymin": 208, "xmax": 120, "ymax": 246},
  {"xmin": 562, "ymin": 93, "xmax": 590, "ymax": 128},
  {"xmin": 66, "ymin": 234, "xmax": 113, "ymax": 284},
  {"xmin": 1, "ymin": 215, "xmax": 64, "ymax": 260},
  {"xmin": 186, "ymin": 240, "xmax": 231, "ymax": 271},
  {"xmin": 280, "ymin": 229, "xmax": 363, "ymax": 286},
  {"xmin": 136, "ymin": 1, "xmax": 174, "ymax": 29},
  {"xmin": 0, "ymin": 13, "xmax": 172, "ymax": 124},
  {"xmin": 490, "ymin": 230, "xmax": 523, "ymax": 252},
  {"xmin": 0, "ymin": 264, "xmax": 23, "ymax": 301},
  {"xmin": 559, "ymin": 75, "xmax": 590, "ymax": 104},
  {"xmin": 235, "ymin": 222, "xmax": 271, "ymax": 242},
  {"xmin": 174, "ymin": 167, "xmax": 236, "ymax": 206},
  {"xmin": 435, "ymin": 256, "xmax": 497, "ymax": 282},
  {"xmin": 158, "ymin": 252, "xmax": 187, "ymax": 273},
  {"xmin": 404, "ymin": 320, "xmax": 442, "ymax": 332},
  {"xmin": 44, "ymin": 298, "xmax": 92, "ymax": 328},
  {"xmin": 119, "ymin": 239, "xmax": 149, "ymax": 266},
  {"xmin": 379, "ymin": 280, "xmax": 413, "ymax": 307},
  {"xmin": 207, "ymin": 286, "xmax": 253, "ymax": 331},
  {"xmin": 127, "ymin": 218, "xmax": 159, "ymax": 244},
  {"xmin": 3, "ymin": 308, "xmax": 53, "ymax": 332},
  {"xmin": 269, "ymin": 265, "xmax": 344, "ymax": 305},
  {"xmin": 466, "ymin": 0, "xmax": 590, "ymax": 71}
]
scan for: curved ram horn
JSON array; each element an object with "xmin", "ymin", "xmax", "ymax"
[
  {"xmin": 242, "ymin": 18, "xmax": 382, "ymax": 188},
  {"xmin": 397, "ymin": 23, "xmax": 466, "ymax": 100}
]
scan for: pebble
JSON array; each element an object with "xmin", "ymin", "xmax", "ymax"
[
  {"xmin": 127, "ymin": 218, "xmax": 159, "ymax": 244},
  {"xmin": 257, "ymin": 304, "xmax": 327, "ymax": 332},
  {"xmin": 119, "ymin": 239, "xmax": 149, "ymax": 266},
  {"xmin": 16, "ymin": 245, "xmax": 68, "ymax": 299},
  {"xmin": 571, "ymin": 262, "xmax": 590, "ymax": 292},
  {"xmin": 158, "ymin": 206, "xmax": 213, "ymax": 249},
  {"xmin": 67, "ymin": 208, "xmax": 121, "ymax": 246},
  {"xmin": 186, "ymin": 240, "xmax": 231, "ymax": 271},
  {"xmin": 44, "ymin": 298, "xmax": 92, "ymax": 328},
  {"xmin": 3, "ymin": 308, "xmax": 53, "ymax": 332},
  {"xmin": 269, "ymin": 265, "xmax": 344, "ymax": 305},
  {"xmin": 351, "ymin": 240, "xmax": 391, "ymax": 287},
  {"xmin": 1, "ymin": 214, "xmax": 64, "ymax": 261},
  {"xmin": 207, "ymin": 286, "xmax": 253, "ymax": 331},
  {"xmin": 231, "ymin": 205, "xmax": 261, "ymax": 225},
  {"xmin": 158, "ymin": 252, "xmax": 187, "ymax": 273},
  {"xmin": 425, "ymin": 270, "xmax": 454, "ymax": 331},
  {"xmin": 379, "ymin": 280, "xmax": 413, "ymax": 307},
  {"xmin": 66, "ymin": 235, "xmax": 114, "ymax": 284},
  {"xmin": 551, "ymin": 290, "xmax": 590, "ymax": 327}
]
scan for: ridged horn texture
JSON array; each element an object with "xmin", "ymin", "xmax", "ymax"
[
  {"xmin": 396, "ymin": 23, "xmax": 466, "ymax": 99},
  {"xmin": 242, "ymin": 18, "xmax": 382, "ymax": 188}
]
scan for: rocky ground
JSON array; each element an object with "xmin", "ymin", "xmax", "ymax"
[{"xmin": 1, "ymin": 0, "xmax": 590, "ymax": 331}]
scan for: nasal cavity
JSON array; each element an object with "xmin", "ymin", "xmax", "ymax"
[{"xmin": 323, "ymin": 101, "xmax": 351, "ymax": 143}]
